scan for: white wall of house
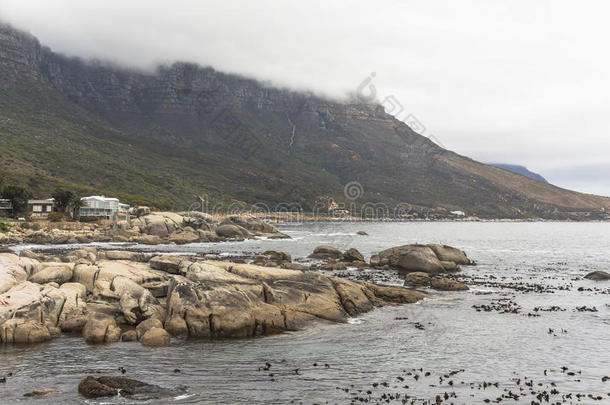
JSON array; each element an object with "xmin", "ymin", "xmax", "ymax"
[{"xmin": 80, "ymin": 196, "xmax": 126, "ymax": 219}]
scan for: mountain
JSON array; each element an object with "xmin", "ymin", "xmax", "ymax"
[
  {"xmin": 489, "ymin": 164, "xmax": 548, "ymax": 183},
  {"xmin": 1, "ymin": 23, "xmax": 609, "ymax": 219}
]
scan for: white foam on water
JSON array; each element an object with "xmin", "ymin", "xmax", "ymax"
[{"xmin": 174, "ymin": 393, "xmax": 196, "ymax": 400}]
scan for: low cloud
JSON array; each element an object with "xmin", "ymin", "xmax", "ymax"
[{"xmin": 1, "ymin": 0, "xmax": 608, "ymax": 195}]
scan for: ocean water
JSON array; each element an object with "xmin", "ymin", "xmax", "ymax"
[{"xmin": 1, "ymin": 222, "xmax": 609, "ymax": 404}]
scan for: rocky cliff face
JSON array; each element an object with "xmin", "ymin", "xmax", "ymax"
[{"xmin": 1, "ymin": 23, "xmax": 608, "ymax": 218}]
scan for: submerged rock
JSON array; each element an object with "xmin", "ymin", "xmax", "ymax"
[
  {"xmin": 23, "ymin": 389, "xmax": 59, "ymax": 397},
  {"xmin": 78, "ymin": 376, "xmax": 180, "ymax": 400}
]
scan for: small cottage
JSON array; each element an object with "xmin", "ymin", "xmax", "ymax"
[
  {"xmin": 0, "ymin": 199, "xmax": 12, "ymax": 218},
  {"xmin": 27, "ymin": 199, "xmax": 55, "ymax": 219}
]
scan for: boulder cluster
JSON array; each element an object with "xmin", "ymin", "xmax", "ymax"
[
  {"xmin": 0, "ymin": 212, "xmax": 290, "ymax": 245},
  {"xmin": 307, "ymin": 243, "xmax": 474, "ymax": 291},
  {"xmin": 308, "ymin": 245, "xmax": 368, "ymax": 270},
  {"xmin": 0, "ymin": 248, "xmax": 428, "ymax": 346}
]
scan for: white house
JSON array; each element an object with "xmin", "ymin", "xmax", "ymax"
[{"xmin": 80, "ymin": 196, "xmax": 129, "ymax": 220}]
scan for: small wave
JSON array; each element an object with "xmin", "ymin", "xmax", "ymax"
[
  {"xmin": 174, "ymin": 393, "xmax": 197, "ymax": 401},
  {"xmin": 347, "ymin": 318, "xmax": 365, "ymax": 325}
]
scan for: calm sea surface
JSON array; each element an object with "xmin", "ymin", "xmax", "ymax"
[{"xmin": 2, "ymin": 222, "xmax": 609, "ymax": 404}]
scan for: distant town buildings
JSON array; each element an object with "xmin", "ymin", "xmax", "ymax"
[
  {"xmin": 27, "ymin": 199, "xmax": 55, "ymax": 218},
  {"xmin": 80, "ymin": 196, "xmax": 129, "ymax": 220}
]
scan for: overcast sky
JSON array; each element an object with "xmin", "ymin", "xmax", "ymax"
[{"xmin": 1, "ymin": 0, "xmax": 609, "ymax": 195}]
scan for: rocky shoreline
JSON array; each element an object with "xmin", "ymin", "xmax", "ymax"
[
  {"xmin": 0, "ymin": 246, "xmax": 437, "ymax": 347},
  {"xmin": 0, "ymin": 211, "xmax": 290, "ymax": 246}
]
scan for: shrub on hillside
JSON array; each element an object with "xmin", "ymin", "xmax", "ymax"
[
  {"xmin": 48, "ymin": 213, "xmax": 64, "ymax": 222},
  {"xmin": 78, "ymin": 216, "xmax": 100, "ymax": 223},
  {"xmin": 0, "ymin": 222, "xmax": 10, "ymax": 233}
]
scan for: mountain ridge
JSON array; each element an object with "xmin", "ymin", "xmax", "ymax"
[
  {"xmin": 1, "ymin": 23, "xmax": 609, "ymax": 219},
  {"xmin": 489, "ymin": 164, "xmax": 548, "ymax": 183}
]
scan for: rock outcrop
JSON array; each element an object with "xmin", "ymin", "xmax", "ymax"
[{"xmin": 0, "ymin": 249, "xmax": 428, "ymax": 346}]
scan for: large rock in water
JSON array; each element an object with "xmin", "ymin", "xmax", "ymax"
[
  {"xmin": 372, "ymin": 244, "xmax": 445, "ymax": 274},
  {"xmin": 584, "ymin": 271, "xmax": 610, "ymax": 281}
]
